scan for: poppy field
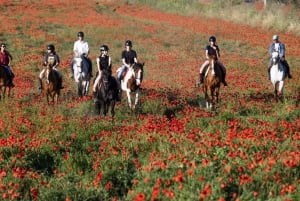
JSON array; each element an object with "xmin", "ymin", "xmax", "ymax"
[{"xmin": 0, "ymin": 0, "xmax": 299, "ymax": 200}]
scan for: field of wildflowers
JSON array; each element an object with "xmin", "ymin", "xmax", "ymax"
[{"xmin": 0, "ymin": 0, "xmax": 299, "ymax": 200}]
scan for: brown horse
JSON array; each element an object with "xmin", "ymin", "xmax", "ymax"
[
  {"xmin": 202, "ymin": 55, "xmax": 222, "ymax": 111},
  {"xmin": 41, "ymin": 63, "xmax": 60, "ymax": 104},
  {"xmin": 120, "ymin": 62, "xmax": 144, "ymax": 109},
  {"xmin": 0, "ymin": 66, "xmax": 13, "ymax": 100}
]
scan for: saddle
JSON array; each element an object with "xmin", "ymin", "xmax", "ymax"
[{"xmin": 120, "ymin": 68, "xmax": 129, "ymax": 81}]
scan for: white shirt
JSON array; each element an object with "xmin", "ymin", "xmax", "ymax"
[{"xmin": 73, "ymin": 40, "xmax": 89, "ymax": 57}]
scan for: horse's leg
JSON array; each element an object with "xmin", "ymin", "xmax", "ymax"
[
  {"xmin": 134, "ymin": 89, "xmax": 139, "ymax": 108},
  {"xmin": 77, "ymin": 82, "xmax": 82, "ymax": 97},
  {"xmin": 126, "ymin": 90, "xmax": 132, "ymax": 108},
  {"xmin": 3, "ymin": 87, "xmax": 6, "ymax": 99},
  {"xmin": 110, "ymin": 101, "xmax": 115, "ymax": 117}
]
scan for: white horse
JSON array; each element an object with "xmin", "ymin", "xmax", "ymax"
[
  {"xmin": 270, "ymin": 51, "xmax": 286, "ymax": 101},
  {"xmin": 72, "ymin": 56, "xmax": 91, "ymax": 97},
  {"xmin": 120, "ymin": 62, "xmax": 144, "ymax": 110}
]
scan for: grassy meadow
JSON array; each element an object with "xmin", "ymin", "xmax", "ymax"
[{"xmin": 0, "ymin": 0, "xmax": 299, "ymax": 200}]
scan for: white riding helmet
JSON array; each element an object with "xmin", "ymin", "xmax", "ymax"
[{"xmin": 273, "ymin": 35, "xmax": 279, "ymax": 40}]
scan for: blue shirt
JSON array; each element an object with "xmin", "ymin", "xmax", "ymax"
[{"xmin": 269, "ymin": 42, "xmax": 285, "ymax": 58}]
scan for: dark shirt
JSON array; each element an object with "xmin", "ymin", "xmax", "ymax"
[
  {"xmin": 121, "ymin": 50, "xmax": 137, "ymax": 65},
  {"xmin": 99, "ymin": 55, "xmax": 111, "ymax": 74},
  {"xmin": 206, "ymin": 45, "xmax": 220, "ymax": 59},
  {"xmin": 0, "ymin": 51, "xmax": 11, "ymax": 66},
  {"xmin": 44, "ymin": 53, "xmax": 60, "ymax": 66}
]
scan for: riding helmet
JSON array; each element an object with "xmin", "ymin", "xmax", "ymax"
[
  {"xmin": 272, "ymin": 35, "xmax": 279, "ymax": 40},
  {"xmin": 100, "ymin": 45, "xmax": 109, "ymax": 51},
  {"xmin": 47, "ymin": 44, "xmax": 55, "ymax": 51},
  {"xmin": 209, "ymin": 36, "xmax": 216, "ymax": 42},
  {"xmin": 77, "ymin": 31, "xmax": 84, "ymax": 37},
  {"xmin": 125, "ymin": 40, "xmax": 132, "ymax": 47}
]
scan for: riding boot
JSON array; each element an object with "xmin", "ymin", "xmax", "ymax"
[
  {"xmin": 199, "ymin": 73, "xmax": 204, "ymax": 84},
  {"xmin": 38, "ymin": 78, "xmax": 42, "ymax": 90},
  {"xmin": 93, "ymin": 91, "xmax": 99, "ymax": 103},
  {"xmin": 283, "ymin": 60, "xmax": 292, "ymax": 79},
  {"xmin": 8, "ymin": 78, "xmax": 14, "ymax": 88},
  {"xmin": 267, "ymin": 67, "xmax": 271, "ymax": 80}
]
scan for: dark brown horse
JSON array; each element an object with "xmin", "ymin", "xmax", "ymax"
[
  {"xmin": 0, "ymin": 66, "xmax": 13, "ymax": 99},
  {"xmin": 41, "ymin": 63, "xmax": 60, "ymax": 104},
  {"xmin": 202, "ymin": 55, "xmax": 222, "ymax": 111},
  {"xmin": 94, "ymin": 70, "xmax": 117, "ymax": 116},
  {"xmin": 120, "ymin": 62, "xmax": 144, "ymax": 109}
]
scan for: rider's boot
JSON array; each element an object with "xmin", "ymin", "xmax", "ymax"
[
  {"xmin": 267, "ymin": 66, "xmax": 271, "ymax": 80},
  {"xmin": 38, "ymin": 78, "xmax": 42, "ymax": 90},
  {"xmin": 199, "ymin": 73, "xmax": 204, "ymax": 84},
  {"xmin": 93, "ymin": 91, "xmax": 99, "ymax": 103},
  {"xmin": 284, "ymin": 61, "xmax": 292, "ymax": 79}
]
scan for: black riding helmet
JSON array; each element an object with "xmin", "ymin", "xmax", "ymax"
[
  {"xmin": 100, "ymin": 45, "xmax": 109, "ymax": 51},
  {"xmin": 77, "ymin": 31, "xmax": 84, "ymax": 37},
  {"xmin": 47, "ymin": 44, "xmax": 55, "ymax": 51},
  {"xmin": 125, "ymin": 40, "xmax": 132, "ymax": 47},
  {"xmin": 209, "ymin": 36, "xmax": 216, "ymax": 42}
]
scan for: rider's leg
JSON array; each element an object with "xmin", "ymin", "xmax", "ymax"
[
  {"xmin": 93, "ymin": 73, "xmax": 102, "ymax": 92},
  {"xmin": 4, "ymin": 66, "xmax": 14, "ymax": 87},
  {"xmin": 282, "ymin": 59, "xmax": 292, "ymax": 79},
  {"xmin": 70, "ymin": 59, "xmax": 74, "ymax": 78},
  {"xmin": 268, "ymin": 59, "xmax": 272, "ymax": 80},
  {"xmin": 217, "ymin": 61, "xmax": 227, "ymax": 86},
  {"xmin": 199, "ymin": 60, "xmax": 209, "ymax": 84},
  {"xmin": 38, "ymin": 69, "xmax": 45, "ymax": 89}
]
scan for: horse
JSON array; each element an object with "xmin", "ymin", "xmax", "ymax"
[
  {"xmin": 72, "ymin": 55, "xmax": 91, "ymax": 97},
  {"xmin": 41, "ymin": 63, "xmax": 60, "ymax": 104},
  {"xmin": 94, "ymin": 70, "xmax": 117, "ymax": 116},
  {"xmin": 270, "ymin": 51, "xmax": 286, "ymax": 101},
  {"xmin": 0, "ymin": 66, "xmax": 13, "ymax": 100},
  {"xmin": 202, "ymin": 55, "xmax": 222, "ymax": 111},
  {"xmin": 120, "ymin": 62, "xmax": 144, "ymax": 110}
]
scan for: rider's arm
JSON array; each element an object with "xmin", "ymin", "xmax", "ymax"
[
  {"xmin": 54, "ymin": 55, "xmax": 60, "ymax": 68},
  {"xmin": 122, "ymin": 58, "xmax": 129, "ymax": 67},
  {"xmin": 205, "ymin": 50, "xmax": 209, "ymax": 60},
  {"xmin": 96, "ymin": 57, "xmax": 101, "ymax": 72},
  {"xmin": 279, "ymin": 43, "xmax": 285, "ymax": 58}
]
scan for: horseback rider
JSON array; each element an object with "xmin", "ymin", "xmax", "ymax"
[
  {"xmin": 116, "ymin": 40, "xmax": 138, "ymax": 99},
  {"xmin": 70, "ymin": 31, "xmax": 93, "ymax": 78},
  {"xmin": 39, "ymin": 44, "xmax": 63, "ymax": 89},
  {"xmin": 93, "ymin": 44, "xmax": 120, "ymax": 102},
  {"xmin": 0, "ymin": 43, "xmax": 14, "ymax": 87},
  {"xmin": 199, "ymin": 36, "xmax": 227, "ymax": 86},
  {"xmin": 268, "ymin": 35, "xmax": 292, "ymax": 80}
]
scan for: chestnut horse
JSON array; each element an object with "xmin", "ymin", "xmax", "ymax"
[
  {"xmin": 0, "ymin": 66, "xmax": 13, "ymax": 99},
  {"xmin": 120, "ymin": 62, "xmax": 144, "ymax": 109},
  {"xmin": 202, "ymin": 56, "xmax": 222, "ymax": 111},
  {"xmin": 94, "ymin": 70, "xmax": 117, "ymax": 116},
  {"xmin": 41, "ymin": 63, "xmax": 60, "ymax": 104},
  {"xmin": 270, "ymin": 51, "xmax": 286, "ymax": 101}
]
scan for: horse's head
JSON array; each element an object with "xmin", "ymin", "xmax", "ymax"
[
  {"xmin": 271, "ymin": 51, "xmax": 280, "ymax": 64},
  {"xmin": 101, "ymin": 70, "xmax": 111, "ymax": 91},
  {"xmin": 132, "ymin": 62, "xmax": 144, "ymax": 86}
]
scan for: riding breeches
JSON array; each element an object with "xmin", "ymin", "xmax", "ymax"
[
  {"xmin": 117, "ymin": 65, "xmax": 127, "ymax": 80},
  {"xmin": 93, "ymin": 72, "xmax": 102, "ymax": 92},
  {"xmin": 200, "ymin": 60, "xmax": 226, "ymax": 74},
  {"xmin": 39, "ymin": 69, "xmax": 62, "ymax": 79}
]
